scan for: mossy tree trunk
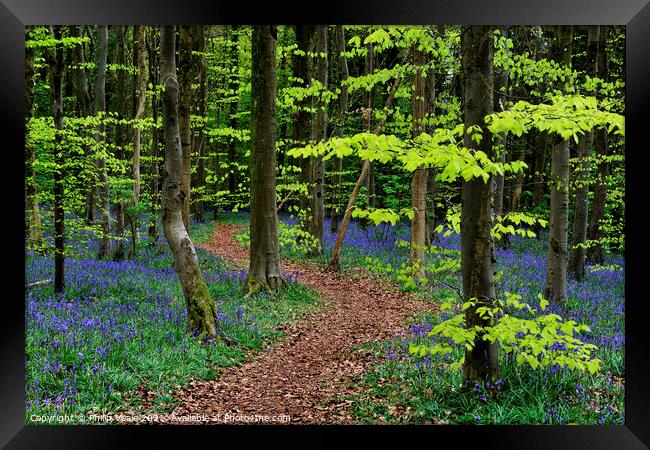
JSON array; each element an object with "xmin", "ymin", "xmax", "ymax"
[
  {"xmin": 460, "ymin": 25, "xmax": 499, "ymax": 384},
  {"xmin": 544, "ymin": 26, "xmax": 573, "ymax": 303},
  {"xmin": 160, "ymin": 25, "xmax": 219, "ymax": 338},
  {"xmin": 246, "ymin": 25, "xmax": 284, "ymax": 294}
]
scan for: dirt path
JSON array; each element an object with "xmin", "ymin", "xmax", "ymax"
[{"xmin": 152, "ymin": 222, "xmax": 434, "ymax": 424}]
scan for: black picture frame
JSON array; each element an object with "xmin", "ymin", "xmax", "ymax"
[{"xmin": 2, "ymin": 0, "xmax": 648, "ymax": 447}]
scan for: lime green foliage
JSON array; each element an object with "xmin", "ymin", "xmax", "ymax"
[
  {"xmin": 236, "ymin": 221, "xmax": 320, "ymax": 257},
  {"xmin": 409, "ymin": 293, "xmax": 600, "ymax": 375}
]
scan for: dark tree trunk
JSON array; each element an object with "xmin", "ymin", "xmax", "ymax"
[
  {"xmin": 95, "ymin": 26, "xmax": 111, "ymax": 259},
  {"xmin": 292, "ymin": 26, "xmax": 315, "ymax": 231},
  {"xmin": 179, "ymin": 25, "xmax": 193, "ymax": 232},
  {"xmin": 112, "ymin": 26, "xmax": 127, "ymax": 260},
  {"xmin": 409, "ymin": 44, "xmax": 428, "ymax": 279},
  {"xmin": 531, "ymin": 131, "xmax": 548, "ymax": 207},
  {"xmin": 246, "ymin": 25, "xmax": 284, "ymax": 293},
  {"xmin": 227, "ymin": 26, "xmax": 240, "ymax": 197},
  {"xmin": 493, "ymin": 27, "xmax": 509, "ymax": 220},
  {"xmin": 587, "ymin": 26, "xmax": 609, "ymax": 264},
  {"xmin": 330, "ymin": 25, "xmax": 348, "ymax": 234},
  {"xmin": 49, "ymin": 26, "xmax": 65, "ymax": 293},
  {"xmin": 307, "ymin": 25, "xmax": 328, "ymax": 254},
  {"xmin": 160, "ymin": 25, "xmax": 219, "ymax": 338},
  {"xmin": 461, "ymin": 25, "xmax": 499, "ymax": 383},
  {"xmin": 569, "ymin": 25, "xmax": 599, "ymax": 281},
  {"xmin": 544, "ymin": 26, "xmax": 573, "ymax": 303},
  {"xmin": 191, "ymin": 26, "xmax": 207, "ymax": 223},
  {"xmin": 25, "ymin": 26, "xmax": 43, "ymax": 248}
]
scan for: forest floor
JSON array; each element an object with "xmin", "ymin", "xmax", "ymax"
[{"xmin": 151, "ymin": 222, "xmax": 435, "ymax": 424}]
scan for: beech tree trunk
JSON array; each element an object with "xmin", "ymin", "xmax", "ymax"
[
  {"xmin": 95, "ymin": 26, "xmax": 111, "ymax": 259},
  {"xmin": 531, "ymin": 131, "xmax": 548, "ymax": 207},
  {"xmin": 48, "ymin": 26, "xmax": 65, "ymax": 293},
  {"xmin": 148, "ymin": 30, "xmax": 160, "ymax": 244},
  {"xmin": 569, "ymin": 25, "xmax": 599, "ymax": 281},
  {"xmin": 544, "ymin": 26, "xmax": 573, "ymax": 303},
  {"xmin": 409, "ymin": 44, "xmax": 428, "ymax": 280},
  {"xmin": 160, "ymin": 25, "xmax": 219, "ymax": 338},
  {"xmin": 227, "ymin": 26, "xmax": 240, "ymax": 197},
  {"xmin": 246, "ymin": 25, "xmax": 284, "ymax": 294},
  {"xmin": 179, "ymin": 26, "xmax": 193, "ymax": 232},
  {"xmin": 25, "ymin": 26, "xmax": 43, "ymax": 248},
  {"xmin": 425, "ymin": 52, "xmax": 437, "ymax": 246},
  {"xmin": 330, "ymin": 25, "xmax": 348, "ymax": 234},
  {"xmin": 191, "ymin": 26, "xmax": 207, "ymax": 223},
  {"xmin": 587, "ymin": 26, "xmax": 609, "ymax": 264},
  {"xmin": 132, "ymin": 26, "xmax": 148, "ymax": 210},
  {"xmin": 307, "ymin": 25, "xmax": 328, "ymax": 254},
  {"xmin": 292, "ymin": 26, "xmax": 315, "ymax": 231},
  {"xmin": 112, "ymin": 26, "xmax": 127, "ymax": 260},
  {"xmin": 461, "ymin": 25, "xmax": 499, "ymax": 383}
]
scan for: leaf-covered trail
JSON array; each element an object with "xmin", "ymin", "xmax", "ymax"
[{"xmin": 154, "ymin": 222, "xmax": 434, "ymax": 424}]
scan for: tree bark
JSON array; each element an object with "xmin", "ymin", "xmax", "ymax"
[
  {"xmin": 148, "ymin": 29, "xmax": 160, "ymax": 244},
  {"xmin": 461, "ymin": 25, "xmax": 499, "ymax": 383},
  {"xmin": 111, "ymin": 26, "xmax": 127, "ymax": 260},
  {"xmin": 95, "ymin": 26, "xmax": 111, "ymax": 259},
  {"xmin": 179, "ymin": 26, "xmax": 193, "ymax": 232},
  {"xmin": 227, "ymin": 26, "xmax": 240, "ymax": 197},
  {"xmin": 25, "ymin": 26, "xmax": 43, "ymax": 248},
  {"xmin": 330, "ymin": 25, "xmax": 348, "ymax": 234},
  {"xmin": 160, "ymin": 25, "xmax": 219, "ymax": 338},
  {"xmin": 544, "ymin": 26, "xmax": 573, "ymax": 303},
  {"xmin": 191, "ymin": 26, "xmax": 207, "ymax": 223},
  {"xmin": 246, "ymin": 25, "xmax": 284, "ymax": 294},
  {"xmin": 307, "ymin": 25, "xmax": 328, "ymax": 254},
  {"xmin": 49, "ymin": 26, "xmax": 65, "ymax": 293},
  {"xmin": 587, "ymin": 26, "xmax": 609, "ymax": 264},
  {"xmin": 569, "ymin": 25, "xmax": 599, "ymax": 281},
  {"xmin": 132, "ymin": 26, "xmax": 148, "ymax": 211},
  {"xmin": 409, "ymin": 43, "xmax": 428, "ymax": 280}
]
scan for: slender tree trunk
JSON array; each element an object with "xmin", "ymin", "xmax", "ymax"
[
  {"xmin": 461, "ymin": 25, "xmax": 499, "ymax": 383},
  {"xmin": 148, "ymin": 30, "xmax": 160, "ymax": 244},
  {"xmin": 95, "ymin": 26, "xmax": 111, "ymax": 259},
  {"xmin": 179, "ymin": 26, "xmax": 193, "ymax": 232},
  {"xmin": 48, "ymin": 26, "xmax": 65, "ymax": 293},
  {"xmin": 569, "ymin": 25, "xmax": 599, "ymax": 281},
  {"xmin": 493, "ymin": 28, "xmax": 509, "ymax": 220},
  {"xmin": 362, "ymin": 40, "xmax": 376, "ymax": 209},
  {"xmin": 25, "ymin": 26, "xmax": 43, "ymax": 248},
  {"xmin": 246, "ymin": 25, "xmax": 284, "ymax": 294},
  {"xmin": 227, "ymin": 26, "xmax": 240, "ymax": 198},
  {"xmin": 190, "ymin": 26, "xmax": 207, "ymax": 223},
  {"xmin": 425, "ymin": 51, "xmax": 437, "ymax": 246},
  {"xmin": 409, "ymin": 44, "xmax": 428, "ymax": 279},
  {"xmin": 69, "ymin": 26, "xmax": 96, "ymax": 224},
  {"xmin": 329, "ymin": 76, "xmax": 401, "ymax": 269},
  {"xmin": 330, "ymin": 26, "xmax": 348, "ymax": 234},
  {"xmin": 307, "ymin": 25, "xmax": 328, "ymax": 254},
  {"xmin": 544, "ymin": 26, "xmax": 573, "ymax": 303},
  {"xmin": 111, "ymin": 26, "xmax": 127, "ymax": 260},
  {"xmin": 132, "ymin": 25, "xmax": 148, "ymax": 216},
  {"xmin": 587, "ymin": 26, "xmax": 609, "ymax": 264},
  {"xmin": 160, "ymin": 25, "xmax": 219, "ymax": 338},
  {"xmin": 292, "ymin": 26, "xmax": 315, "ymax": 229}
]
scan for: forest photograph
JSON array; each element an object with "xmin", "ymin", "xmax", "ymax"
[{"xmin": 24, "ymin": 24, "xmax": 625, "ymax": 425}]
